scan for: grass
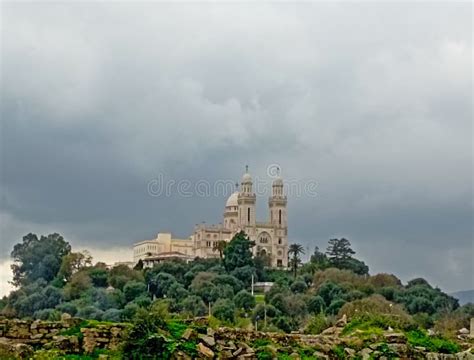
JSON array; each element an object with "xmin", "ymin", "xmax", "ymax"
[
  {"xmin": 166, "ymin": 320, "xmax": 188, "ymax": 339},
  {"xmin": 255, "ymin": 294, "xmax": 265, "ymax": 304},
  {"xmin": 406, "ymin": 329, "xmax": 460, "ymax": 354}
]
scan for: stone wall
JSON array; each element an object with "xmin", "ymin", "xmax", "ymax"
[{"xmin": 0, "ymin": 317, "xmax": 129, "ymax": 356}]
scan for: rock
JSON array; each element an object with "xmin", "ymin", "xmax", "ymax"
[
  {"xmin": 384, "ymin": 332, "xmax": 406, "ymax": 343},
  {"xmin": 289, "ymin": 353, "xmax": 301, "ymax": 359},
  {"xmin": 388, "ymin": 343, "xmax": 408, "ymax": 354},
  {"xmin": 344, "ymin": 347, "xmax": 356, "ymax": 357},
  {"xmin": 181, "ymin": 328, "xmax": 196, "ymax": 340},
  {"xmin": 240, "ymin": 342, "xmax": 255, "ymax": 354},
  {"xmin": 197, "ymin": 342, "xmax": 214, "ymax": 359},
  {"xmin": 198, "ymin": 334, "xmax": 216, "ymax": 347},
  {"xmin": 459, "ymin": 328, "xmax": 469, "ymax": 335},
  {"xmin": 219, "ymin": 350, "xmax": 233, "ymax": 359},
  {"xmin": 369, "ymin": 343, "xmax": 384, "ymax": 350},
  {"xmin": 336, "ymin": 314, "xmax": 347, "ymax": 327},
  {"xmin": 233, "ymin": 347, "xmax": 244, "ymax": 357},
  {"xmin": 30, "ymin": 333, "xmax": 44, "ymax": 340},
  {"xmin": 313, "ymin": 351, "xmax": 329, "ymax": 360},
  {"xmin": 61, "ymin": 313, "xmax": 72, "ymax": 321},
  {"xmin": 359, "ymin": 348, "xmax": 373, "ymax": 360},
  {"xmin": 207, "ymin": 328, "xmax": 216, "ymax": 337},
  {"xmin": 0, "ymin": 338, "xmax": 34, "ymax": 359},
  {"xmin": 172, "ymin": 350, "xmax": 192, "ymax": 360}
]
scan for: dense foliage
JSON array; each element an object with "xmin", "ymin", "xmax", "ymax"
[{"xmin": 1, "ymin": 231, "xmax": 470, "ymax": 344}]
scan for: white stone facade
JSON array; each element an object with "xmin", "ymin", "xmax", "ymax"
[{"xmin": 133, "ymin": 167, "xmax": 288, "ymax": 268}]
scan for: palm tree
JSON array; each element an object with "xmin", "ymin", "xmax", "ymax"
[
  {"xmin": 288, "ymin": 243, "xmax": 305, "ymax": 278},
  {"xmin": 213, "ymin": 240, "xmax": 228, "ymax": 260}
]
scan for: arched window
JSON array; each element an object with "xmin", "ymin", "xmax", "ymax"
[
  {"xmin": 248, "ymin": 208, "xmax": 250, "ymax": 222},
  {"xmin": 279, "ymin": 209, "xmax": 282, "ymax": 225}
]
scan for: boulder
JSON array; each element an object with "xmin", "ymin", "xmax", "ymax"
[
  {"xmin": 359, "ymin": 348, "xmax": 373, "ymax": 360},
  {"xmin": 181, "ymin": 328, "xmax": 196, "ymax": 340},
  {"xmin": 197, "ymin": 342, "xmax": 215, "ymax": 359},
  {"xmin": 344, "ymin": 347, "xmax": 356, "ymax": 357},
  {"xmin": 198, "ymin": 334, "xmax": 216, "ymax": 347},
  {"xmin": 384, "ymin": 332, "xmax": 406, "ymax": 343},
  {"xmin": 335, "ymin": 314, "xmax": 347, "ymax": 327}
]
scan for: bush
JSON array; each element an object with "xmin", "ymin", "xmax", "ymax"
[
  {"xmin": 123, "ymin": 308, "xmax": 170, "ymax": 359},
  {"xmin": 304, "ymin": 313, "xmax": 329, "ymax": 334},
  {"xmin": 56, "ymin": 302, "xmax": 78, "ymax": 316},
  {"xmin": 252, "ymin": 304, "xmax": 278, "ymax": 323},
  {"xmin": 122, "ymin": 303, "xmax": 140, "ymax": 321},
  {"xmin": 102, "ymin": 308, "xmax": 123, "ymax": 322},
  {"xmin": 290, "ymin": 280, "xmax": 307, "ymax": 294},
  {"xmin": 234, "ymin": 290, "xmax": 256, "ymax": 311},
  {"xmin": 318, "ymin": 281, "xmax": 346, "ymax": 306},
  {"xmin": 123, "ymin": 281, "xmax": 147, "ymax": 302},
  {"xmin": 313, "ymin": 268, "xmax": 364, "ymax": 291},
  {"xmin": 77, "ymin": 305, "xmax": 103, "ymax": 320},
  {"xmin": 307, "ymin": 295, "xmax": 326, "ymax": 314},
  {"xmin": 327, "ymin": 299, "xmax": 346, "ymax": 315},
  {"xmin": 212, "ymin": 298, "xmax": 235, "ymax": 323},
  {"xmin": 338, "ymin": 294, "xmax": 414, "ymax": 330},
  {"xmin": 34, "ymin": 308, "xmax": 61, "ymax": 321},
  {"xmin": 368, "ymin": 273, "xmax": 402, "ymax": 288},
  {"xmin": 181, "ymin": 295, "xmax": 207, "ymax": 317},
  {"xmin": 133, "ymin": 295, "xmax": 152, "ymax": 308}
]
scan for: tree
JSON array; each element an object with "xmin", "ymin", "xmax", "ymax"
[
  {"xmin": 11, "ymin": 233, "xmax": 71, "ymax": 286},
  {"xmin": 123, "ymin": 280, "xmax": 147, "ymax": 302},
  {"xmin": 108, "ymin": 264, "xmax": 143, "ymax": 291},
  {"xmin": 63, "ymin": 271, "xmax": 93, "ymax": 300},
  {"xmin": 288, "ymin": 244, "xmax": 305, "ymax": 278},
  {"xmin": 213, "ymin": 240, "xmax": 228, "ymax": 260},
  {"xmin": 307, "ymin": 295, "xmax": 326, "ymax": 314},
  {"xmin": 223, "ymin": 231, "xmax": 255, "ymax": 272},
  {"xmin": 88, "ymin": 266, "xmax": 109, "ymax": 287},
  {"xmin": 325, "ymin": 238, "xmax": 355, "ymax": 265},
  {"xmin": 58, "ymin": 251, "xmax": 92, "ymax": 282},
  {"xmin": 290, "ymin": 280, "xmax": 307, "ymax": 293},
  {"xmin": 212, "ymin": 298, "xmax": 235, "ymax": 323},
  {"xmin": 181, "ymin": 295, "xmax": 207, "ymax": 317},
  {"xmin": 310, "ymin": 246, "xmax": 327, "ymax": 264},
  {"xmin": 234, "ymin": 290, "xmax": 256, "ymax": 311}
]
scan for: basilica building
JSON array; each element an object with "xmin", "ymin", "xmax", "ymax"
[{"xmin": 133, "ymin": 167, "xmax": 288, "ymax": 268}]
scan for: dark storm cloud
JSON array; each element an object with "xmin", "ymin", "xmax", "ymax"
[{"xmin": 1, "ymin": 2, "xmax": 472, "ymax": 292}]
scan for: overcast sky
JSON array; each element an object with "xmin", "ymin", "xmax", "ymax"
[{"xmin": 1, "ymin": 2, "xmax": 472, "ymax": 296}]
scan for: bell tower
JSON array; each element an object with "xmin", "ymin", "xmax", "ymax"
[
  {"xmin": 269, "ymin": 168, "xmax": 287, "ymax": 236},
  {"xmin": 238, "ymin": 165, "xmax": 256, "ymax": 227}
]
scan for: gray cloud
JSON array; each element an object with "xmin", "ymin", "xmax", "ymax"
[{"xmin": 1, "ymin": 2, "xmax": 472, "ymax": 292}]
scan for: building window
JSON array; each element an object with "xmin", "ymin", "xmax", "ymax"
[
  {"xmin": 278, "ymin": 250, "xmax": 283, "ymax": 256},
  {"xmin": 206, "ymin": 241, "xmax": 211, "ymax": 247},
  {"xmin": 279, "ymin": 209, "xmax": 282, "ymax": 225},
  {"xmin": 278, "ymin": 238, "xmax": 282, "ymax": 245},
  {"xmin": 248, "ymin": 207, "xmax": 250, "ymax": 222},
  {"xmin": 277, "ymin": 259, "xmax": 283, "ymax": 267}
]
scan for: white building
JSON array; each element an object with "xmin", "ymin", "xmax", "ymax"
[{"xmin": 133, "ymin": 167, "xmax": 288, "ymax": 268}]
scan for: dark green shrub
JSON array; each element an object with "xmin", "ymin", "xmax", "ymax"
[{"xmin": 212, "ymin": 298, "xmax": 235, "ymax": 323}]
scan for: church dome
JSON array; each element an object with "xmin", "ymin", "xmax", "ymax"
[{"xmin": 226, "ymin": 191, "xmax": 239, "ymax": 207}]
